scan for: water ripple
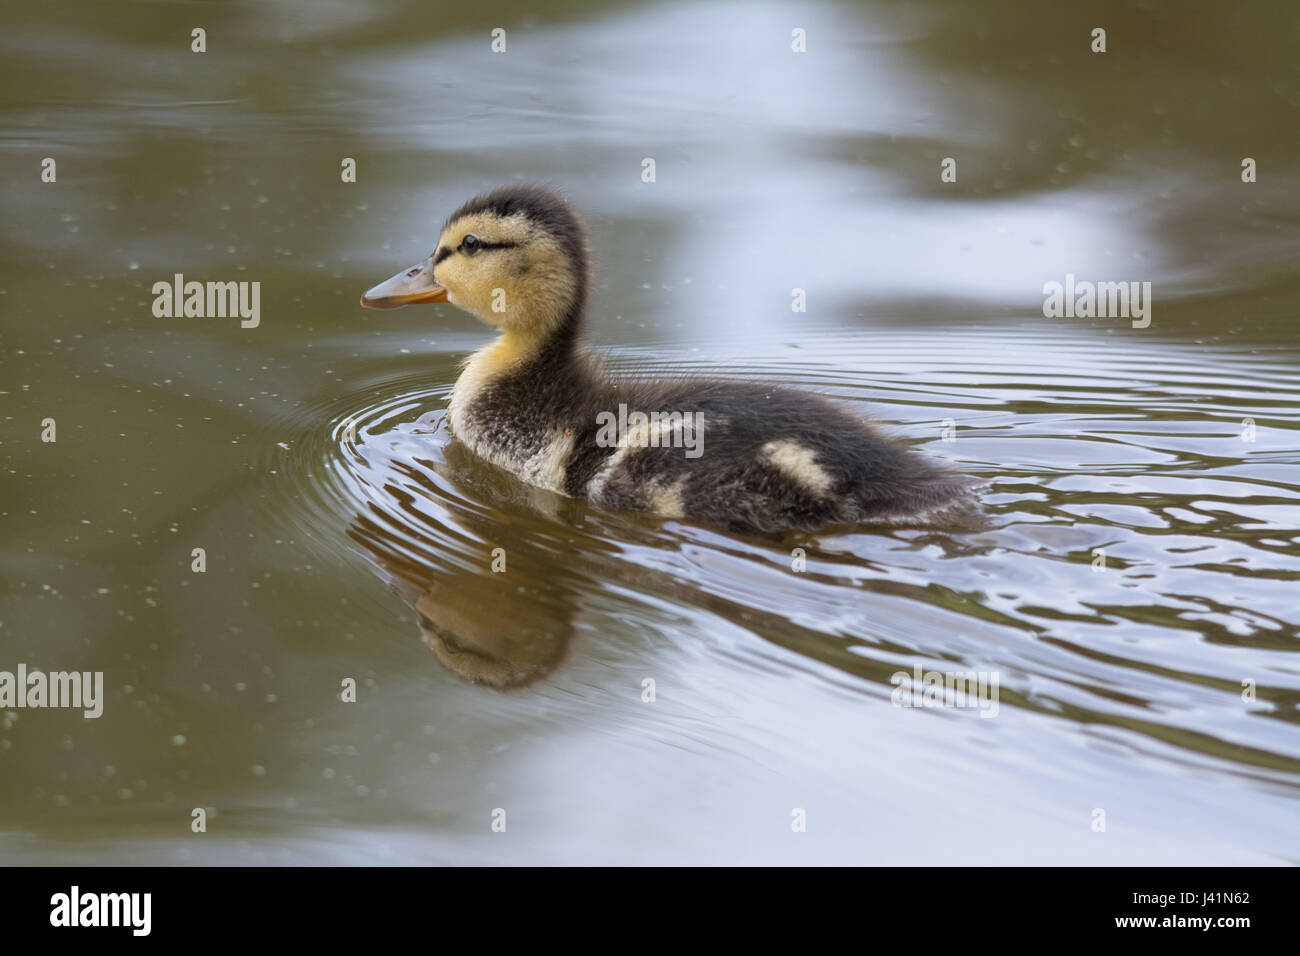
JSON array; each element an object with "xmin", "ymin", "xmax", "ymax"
[{"xmin": 263, "ymin": 326, "xmax": 1300, "ymax": 792}]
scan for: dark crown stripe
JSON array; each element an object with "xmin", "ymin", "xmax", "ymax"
[{"xmin": 444, "ymin": 185, "xmax": 588, "ymax": 272}]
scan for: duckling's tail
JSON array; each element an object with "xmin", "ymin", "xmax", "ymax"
[{"xmin": 852, "ymin": 470, "xmax": 989, "ymax": 529}]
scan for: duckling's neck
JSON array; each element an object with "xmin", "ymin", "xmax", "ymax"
[{"xmin": 447, "ymin": 318, "xmax": 586, "ymax": 440}]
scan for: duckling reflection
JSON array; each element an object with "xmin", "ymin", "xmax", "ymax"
[
  {"xmin": 349, "ymin": 514, "xmax": 580, "ymax": 688},
  {"xmin": 346, "ymin": 455, "xmax": 589, "ymax": 689}
]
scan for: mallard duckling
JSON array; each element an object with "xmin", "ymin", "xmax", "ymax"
[{"xmin": 362, "ymin": 186, "xmax": 979, "ymax": 533}]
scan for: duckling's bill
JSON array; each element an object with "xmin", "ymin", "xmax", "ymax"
[{"xmin": 360, "ymin": 261, "xmax": 447, "ymax": 309}]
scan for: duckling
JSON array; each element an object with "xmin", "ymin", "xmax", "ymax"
[{"xmin": 362, "ymin": 185, "xmax": 979, "ymax": 534}]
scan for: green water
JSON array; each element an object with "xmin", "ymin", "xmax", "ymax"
[{"xmin": 1, "ymin": 0, "xmax": 1298, "ymax": 864}]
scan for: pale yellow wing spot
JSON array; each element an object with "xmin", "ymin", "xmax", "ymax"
[{"xmin": 761, "ymin": 440, "xmax": 834, "ymax": 496}]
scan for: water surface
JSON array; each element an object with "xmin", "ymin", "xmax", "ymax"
[{"xmin": 2, "ymin": 0, "xmax": 1298, "ymax": 864}]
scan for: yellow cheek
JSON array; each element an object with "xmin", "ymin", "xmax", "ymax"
[
  {"xmin": 438, "ymin": 258, "xmax": 518, "ymax": 321},
  {"xmin": 434, "ymin": 260, "xmax": 470, "ymax": 304}
]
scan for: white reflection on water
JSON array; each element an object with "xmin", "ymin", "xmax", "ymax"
[{"xmin": 340, "ymin": 1, "xmax": 1178, "ymax": 327}]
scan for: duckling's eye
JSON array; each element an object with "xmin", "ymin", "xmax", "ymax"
[{"xmin": 461, "ymin": 234, "xmax": 480, "ymax": 254}]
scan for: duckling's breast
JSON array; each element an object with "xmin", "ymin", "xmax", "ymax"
[
  {"xmin": 447, "ymin": 339, "xmax": 586, "ymax": 495},
  {"xmin": 449, "ymin": 401, "xmax": 577, "ymax": 495}
]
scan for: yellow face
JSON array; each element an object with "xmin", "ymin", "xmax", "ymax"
[{"xmin": 431, "ymin": 211, "xmax": 579, "ymax": 337}]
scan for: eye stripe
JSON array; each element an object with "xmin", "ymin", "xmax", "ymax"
[
  {"xmin": 434, "ymin": 238, "xmax": 520, "ymax": 266},
  {"xmin": 463, "ymin": 240, "xmax": 517, "ymax": 252}
]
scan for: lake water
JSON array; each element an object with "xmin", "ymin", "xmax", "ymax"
[{"xmin": 2, "ymin": 0, "xmax": 1298, "ymax": 864}]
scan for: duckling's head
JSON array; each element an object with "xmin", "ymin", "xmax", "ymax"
[{"xmin": 362, "ymin": 185, "xmax": 588, "ymax": 338}]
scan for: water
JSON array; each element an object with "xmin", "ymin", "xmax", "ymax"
[{"xmin": 2, "ymin": 0, "xmax": 1298, "ymax": 864}]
